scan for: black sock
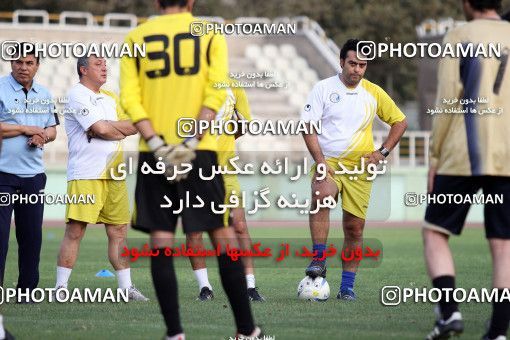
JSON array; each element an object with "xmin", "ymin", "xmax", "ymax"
[
  {"xmin": 218, "ymin": 253, "xmax": 255, "ymax": 335},
  {"xmin": 432, "ymin": 275, "xmax": 458, "ymax": 320},
  {"xmin": 488, "ymin": 290, "xmax": 510, "ymax": 339},
  {"xmin": 151, "ymin": 249, "xmax": 182, "ymax": 336}
]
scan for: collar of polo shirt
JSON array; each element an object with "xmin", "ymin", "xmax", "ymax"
[{"xmin": 8, "ymin": 73, "xmax": 41, "ymax": 93}]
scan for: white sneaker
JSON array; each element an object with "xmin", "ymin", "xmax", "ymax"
[
  {"xmin": 127, "ymin": 286, "xmax": 149, "ymax": 301},
  {"xmin": 0, "ymin": 314, "xmax": 14, "ymax": 340},
  {"xmin": 53, "ymin": 286, "xmax": 68, "ymax": 301},
  {"xmin": 0, "ymin": 314, "xmax": 5, "ymax": 340}
]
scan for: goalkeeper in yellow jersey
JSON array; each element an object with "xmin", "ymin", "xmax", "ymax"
[
  {"xmin": 186, "ymin": 81, "xmax": 266, "ymax": 302},
  {"xmin": 120, "ymin": 0, "xmax": 260, "ymax": 339}
]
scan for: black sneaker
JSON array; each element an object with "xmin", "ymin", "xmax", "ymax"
[
  {"xmin": 426, "ymin": 311, "xmax": 464, "ymax": 340},
  {"xmin": 236, "ymin": 326, "xmax": 263, "ymax": 339},
  {"xmin": 481, "ymin": 334, "xmax": 507, "ymax": 340},
  {"xmin": 197, "ymin": 287, "xmax": 214, "ymax": 301},
  {"xmin": 4, "ymin": 329, "xmax": 15, "ymax": 340},
  {"xmin": 247, "ymin": 287, "xmax": 266, "ymax": 302},
  {"xmin": 16, "ymin": 296, "xmax": 36, "ymax": 304},
  {"xmin": 481, "ymin": 319, "xmax": 507, "ymax": 340},
  {"xmin": 305, "ymin": 259, "xmax": 327, "ymax": 278}
]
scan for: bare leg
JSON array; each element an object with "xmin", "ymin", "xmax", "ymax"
[
  {"xmin": 232, "ymin": 208, "xmax": 254, "ymax": 274},
  {"xmin": 105, "ymin": 224, "xmax": 129, "ymax": 270},
  {"xmin": 341, "ymin": 210, "xmax": 365, "ymax": 273},
  {"xmin": 309, "ymin": 176, "xmax": 338, "ymax": 244},
  {"xmin": 422, "ymin": 228, "xmax": 455, "ymax": 278},
  {"xmin": 57, "ymin": 220, "xmax": 87, "ymax": 269}
]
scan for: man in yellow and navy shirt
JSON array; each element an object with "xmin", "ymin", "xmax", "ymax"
[
  {"xmin": 300, "ymin": 39, "xmax": 407, "ymax": 301},
  {"xmin": 423, "ymin": 1, "xmax": 510, "ymax": 339},
  {"xmin": 186, "ymin": 82, "xmax": 266, "ymax": 302},
  {"xmin": 120, "ymin": 1, "xmax": 259, "ymax": 339}
]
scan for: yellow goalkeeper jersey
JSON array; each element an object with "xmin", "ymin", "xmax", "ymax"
[
  {"xmin": 431, "ymin": 19, "xmax": 510, "ymax": 176},
  {"xmin": 120, "ymin": 12, "xmax": 229, "ymax": 152}
]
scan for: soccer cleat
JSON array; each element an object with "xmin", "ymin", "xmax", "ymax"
[
  {"xmin": 164, "ymin": 333, "xmax": 185, "ymax": 340},
  {"xmin": 482, "ymin": 335, "xmax": 507, "ymax": 340},
  {"xmin": 197, "ymin": 287, "xmax": 214, "ymax": 301},
  {"xmin": 425, "ymin": 310, "xmax": 464, "ymax": 340},
  {"xmin": 127, "ymin": 286, "xmax": 149, "ymax": 301},
  {"xmin": 0, "ymin": 315, "xmax": 15, "ymax": 340},
  {"xmin": 481, "ymin": 318, "xmax": 507, "ymax": 340},
  {"xmin": 3, "ymin": 329, "xmax": 15, "ymax": 340},
  {"xmin": 15, "ymin": 298, "xmax": 35, "ymax": 304},
  {"xmin": 305, "ymin": 260, "xmax": 327, "ymax": 278},
  {"xmin": 247, "ymin": 287, "xmax": 266, "ymax": 302},
  {"xmin": 236, "ymin": 326, "xmax": 263, "ymax": 339},
  {"xmin": 337, "ymin": 288, "xmax": 356, "ymax": 301}
]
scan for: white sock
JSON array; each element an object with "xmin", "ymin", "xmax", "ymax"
[
  {"xmin": 193, "ymin": 268, "xmax": 212, "ymax": 291},
  {"xmin": 56, "ymin": 266, "xmax": 72, "ymax": 288},
  {"xmin": 0, "ymin": 315, "xmax": 5, "ymax": 340},
  {"xmin": 246, "ymin": 274, "xmax": 256, "ymax": 289},
  {"xmin": 166, "ymin": 333, "xmax": 185, "ymax": 340},
  {"xmin": 116, "ymin": 268, "xmax": 132, "ymax": 289}
]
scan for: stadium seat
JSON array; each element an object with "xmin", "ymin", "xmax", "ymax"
[
  {"xmin": 280, "ymin": 44, "xmax": 297, "ymax": 59},
  {"xmin": 255, "ymin": 57, "xmax": 272, "ymax": 71},
  {"xmin": 283, "ymin": 69, "xmax": 300, "ymax": 83},
  {"xmin": 245, "ymin": 44, "xmax": 262, "ymax": 61},
  {"xmin": 288, "ymin": 92, "xmax": 306, "ymax": 108},
  {"xmin": 292, "ymin": 57, "xmax": 309, "ymax": 71},
  {"xmin": 302, "ymin": 69, "xmax": 319, "ymax": 83},
  {"xmin": 273, "ymin": 58, "xmax": 289, "ymax": 72},
  {"xmin": 262, "ymin": 44, "xmax": 279, "ymax": 59}
]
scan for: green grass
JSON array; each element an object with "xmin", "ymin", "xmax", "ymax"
[{"xmin": 2, "ymin": 226, "xmax": 493, "ymax": 339}]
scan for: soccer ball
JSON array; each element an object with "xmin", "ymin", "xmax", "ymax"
[{"xmin": 297, "ymin": 276, "xmax": 330, "ymax": 301}]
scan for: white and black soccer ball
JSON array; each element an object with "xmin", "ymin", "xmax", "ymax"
[{"xmin": 297, "ymin": 276, "xmax": 330, "ymax": 301}]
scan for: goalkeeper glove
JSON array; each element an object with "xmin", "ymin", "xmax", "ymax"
[{"xmin": 147, "ymin": 135, "xmax": 199, "ymax": 182}]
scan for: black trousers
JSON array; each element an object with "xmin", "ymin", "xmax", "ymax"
[{"xmin": 0, "ymin": 172, "xmax": 46, "ymax": 289}]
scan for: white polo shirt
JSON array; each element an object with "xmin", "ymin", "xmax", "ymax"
[
  {"xmin": 300, "ymin": 74, "xmax": 405, "ymax": 165},
  {"xmin": 65, "ymin": 83, "xmax": 126, "ymax": 180}
]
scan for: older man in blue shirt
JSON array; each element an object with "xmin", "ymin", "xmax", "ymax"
[{"xmin": 0, "ymin": 43, "xmax": 58, "ymax": 294}]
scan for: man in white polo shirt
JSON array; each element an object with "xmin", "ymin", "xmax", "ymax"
[
  {"xmin": 301, "ymin": 39, "xmax": 407, "ymax": 301},
  {"xmin": 54, "ymin": 55, "xmax": 147, "ymax": 301}
]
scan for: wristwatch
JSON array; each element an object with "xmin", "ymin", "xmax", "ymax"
[{"xmin": 378, "ymin": 146, "xmax": 390, "ymax": 157}]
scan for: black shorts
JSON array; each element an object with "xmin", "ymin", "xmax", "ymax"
[
  {"xmin": 132, "ymin": 151, "xmax": 229, "ymax": 234},
  {"xmin": 424, "ymin": 175, "xmax": 510, "ymax": 238}
]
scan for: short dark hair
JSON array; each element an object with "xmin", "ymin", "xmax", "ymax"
[
  {"xmin": 466, "ymin": 0, "xmax": 502, "ymax": 11},
  {"xmin": 340, "ymin": 39, "xmax": 369, "ymax": 60},
  {"xmin": 12, "ymin": 42, "xmax": 39, "ymax": 63},
  {"xmin": 158, "ymin": 0, "xmax": 188, "ymax": 8}
]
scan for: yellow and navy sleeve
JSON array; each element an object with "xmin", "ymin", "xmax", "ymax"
[{"xmin": 429, "ymin": 33, "xmax": 460, "ymax": 169}]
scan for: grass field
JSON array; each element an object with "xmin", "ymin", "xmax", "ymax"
[{"xmin": 1, "ymin": 226, "xmax": 493, "ymax": 339}]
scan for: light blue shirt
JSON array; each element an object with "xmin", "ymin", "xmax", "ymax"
[{"xmin": 0, "ymin": 73, "xmax": 58, "ymax": 177}]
